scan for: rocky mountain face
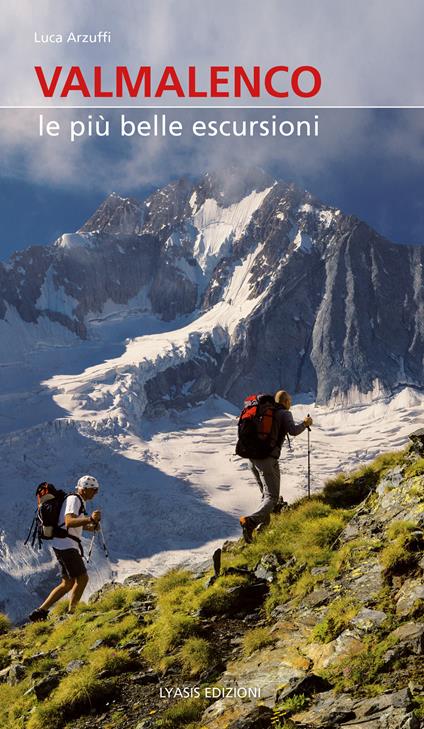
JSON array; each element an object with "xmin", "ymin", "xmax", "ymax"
[
  {"xmin": 212, "ymin": 190, "xmax": 424, "ymax": 404},
  {"xmin": 1, "ymin": 169, "xmax": 423, "ymax": 406}
]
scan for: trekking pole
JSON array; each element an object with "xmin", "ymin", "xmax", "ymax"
[
  {"xmin": 97, "ymin": 524, "xmax": 116, "ymax": 581},
  {"xmin": 86, "ymin": 532, "xmax": 96, "ymax": 563},
  {"xmin": 86, "ymin": 524, "xmax": 109, "ymax": 563},
  {"xmin": 98, "ymin": 523, "xmax": 110, "ymax": 559},
  {"xmin": 307, "ymin": 414, "xmax": 311, "ymax": 499},
  {"xmin": 24, "ymin": 514, "xmax": 37, "ymax": 546}
]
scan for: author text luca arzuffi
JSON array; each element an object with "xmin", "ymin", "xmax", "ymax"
[{"xmin": 34, "ymin": 32, "xmax": 112, "ymax": 44}]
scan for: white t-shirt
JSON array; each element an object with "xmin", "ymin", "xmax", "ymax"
[{"xmin": 51, "ymin": 494, "xmax": 85, "ymax": 551}]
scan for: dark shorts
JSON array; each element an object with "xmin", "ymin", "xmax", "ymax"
[{"xmin": 53, "ymin": 548, "xmax": 87, "ymax": 580}]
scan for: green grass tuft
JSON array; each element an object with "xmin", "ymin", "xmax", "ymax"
[
  {"xmin": 159, "ymin": 696, "xmax": 210, "ymax": 728},
  {"xmin": 242, "ymin": 626, "xmax": 275, "ymax": 656},
  {"xmin": 303, "ymin": 514, "xmax": 346, "ymax": 548},
  {"xmin": 273, "ymin": 694, "xmax": 309, "ymax": 725},
  {"xmin": 27, "ymin": 666, "xmax": 117, "ymax": 729},
  {"xmin": 50, "ymin": 600, "xmax": 69, "ymax": 617},
  {"xmin": 179, "ymin": 637, "xmax": 214, "ymax": 676},
  {"xmin": 404, "ymin": 457, "xmax": 424, "ymax": 479},
  {"xmin": 89, "ymin": 646, "xmax": 140, "ymax": 675},
  {"xmin": 197, "ymin": 574, "xmax": 251, "ymax": 617},
  {"xmin": 155, "ymin": 569, "xmax": 193, "ymax": 596},
  {"xmin": 0, "ymin": 683, "xmax": 34, "ymax": 729},
  {"xmin": 0, "ymin": 647, "xmax": 9, "ymax": 670},
  {"xmin": 327, "ymin": 632, "xmax": 400, "ymax": 695},
  {"xmin": 323, "ymin": 469, "xmax": 376, "ymax": 507},
  {"xmin": 0, "ymin": 614, "xmax": 11, "ymax": 635},
  {"xmin": 25, "ymin": 621, "xmax": 53, "ymax": 642},
  {"xmin": 95, "ymin": 586, "xmax": 128, "ymax": 611},
  {"xmin": 414, "ymin": 695, "xmax": 424, "ymax": 720},
  {"xmin": 330, "ymin": 537, "xmax": 382, "ymax": 577},
  {"xmin": 380, "ymin": 521, "xmax": 420, "ymax": 577},
  {"xmin": 26, "ymin": 703, "xmax": 63, "ymax": 729},
  {"xmin": 323, "ymin": 449, "xmax": 406, "ymax": 508},
  {"xmin": 311, "ymin": 596, "xmax": 359, "ymax": 643},
  {"xmin": 143, "ymin": 613, "xmax": 198, "ymax": 670},
  {"xmin": 380, "ymin": 521, "xmax": 419, "ymax": 580}
]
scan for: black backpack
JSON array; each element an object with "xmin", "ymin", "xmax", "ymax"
[
  {"xmin": 25, "ymin": 482, "xmax": 86, "ymax": 555},
  {"xmin": 235, "ymin": 393, "xmax": 281, "ymax": 459}
]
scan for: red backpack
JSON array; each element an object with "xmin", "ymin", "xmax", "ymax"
[{"xmin": 235, "ymin": 393, "xmax": 280, "ymax": 459}]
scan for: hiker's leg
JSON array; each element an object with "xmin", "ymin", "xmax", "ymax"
[
  {"xmin": 53, "ymin": 548, "xmax": 88, "ymax": 613},
  {"xmin": 68, "ymin": 573, "xmax": 89, "ymax": 612},
  {"xmin": 249, "ymin": 460, "xmax": 264, "ymax": 495},
  {"xmin": 248, "ymin": 458, "xmax": 280, "ymax": 527},
  {"xmin": 39, "ymin": 578, "xmax": 74, "ymax": 611}
]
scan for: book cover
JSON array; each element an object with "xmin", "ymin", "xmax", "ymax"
[{"xmin": 0, "ymin": 2, "xmax": 423, "ymax": 727}]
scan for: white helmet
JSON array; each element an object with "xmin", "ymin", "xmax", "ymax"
[{"xmin": 76, "ymin": 475, "xmax": 100, "ymax": 491}]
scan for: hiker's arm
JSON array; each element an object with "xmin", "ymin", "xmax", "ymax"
[
  {"xmin": 65, "ymin": 512, "xmax": 100, "ymax": 529},
  {"xmin": 283, "ymin": 411, "xmax": 311, "ymax": 436},
  {"xmin": 65, "ymin": 513, "xmax": 91, "ymax": 528}
]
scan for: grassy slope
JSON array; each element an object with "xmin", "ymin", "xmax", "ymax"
[{"xmin": 0, "ymin": 447, "xmax": 423, "ymax": 729}]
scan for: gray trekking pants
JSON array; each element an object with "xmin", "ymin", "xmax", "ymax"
[{"xmin": 248, "ymin": 457, "xmax": 280, "ymax": 527}]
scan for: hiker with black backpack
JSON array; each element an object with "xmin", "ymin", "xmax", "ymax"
[
  {"xmin": 236, "ymin": 390, "xmax": 312, "ymax": 543},
  {"xmin": 28, "ymin": 475, "xmax": 101, "ymax": 621}
]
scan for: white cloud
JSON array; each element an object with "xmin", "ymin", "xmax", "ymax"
[
  {"xmin": 0, "ymin": 2, "xmax": 424, "ymax": 192},
  {"xmin": 2, "ymin": 0, "xmax": 424, "ymax": 106}
]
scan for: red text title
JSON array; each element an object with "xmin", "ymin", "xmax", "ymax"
[{"xmin": 34, "ymin": 65, "xmax": 322, "ymax": 99}]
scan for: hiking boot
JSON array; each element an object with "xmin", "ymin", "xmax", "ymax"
[
  {"xmin": 255, "ymin": 521, "xmax": 269, "ymax": 534},
  {"xmin": 273, "ymin": 497, "xmax": 289, "ymax": 514},
  {"xmin": 240, "ymin": 516, "xmax": 255, "ymax": 544},
  {"xmin": 28, "ymin": 608, "xmax": 49, "ymax": 622}
]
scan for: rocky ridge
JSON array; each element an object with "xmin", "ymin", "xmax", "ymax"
[
  {"xmin": 1, "ymin": 168, "xmax": 424, "ymax": 406},
  {"xmin": 0, "ymin": 442, "xmax": 423, "ymax": 729}
]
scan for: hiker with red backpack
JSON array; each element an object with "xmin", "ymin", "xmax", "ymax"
[
  {"xmin": 236, "ymin": 390, "xmax": 313, "ymax": 543},
  {"xmin": 27, "ymin": 475, "xmax": 101, "ymax": 621}
]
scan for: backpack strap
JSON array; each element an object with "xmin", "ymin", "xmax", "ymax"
[
  {"xmin": 57, "ymin": 493, "xmax": 86, "ymax": 526},
  {"xmin": 67, "ymin": 534, "xmax": 84, "ymax": 558},
  {"xmin": 57, "ymin": 493, "xmax": 87, "ymax": 558},
  {"xmin": 74, "ymin": 493, "xmax": 87, "ymax": 516}
]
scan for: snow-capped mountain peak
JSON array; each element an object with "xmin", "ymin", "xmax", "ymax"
[
  {"xmin": 79, "ymin": 192, "xmax": 144, "ymax": 235},
  {"xmin": 0, "ymin": 170, "xmax": 423, "ymax": 411},
  {"xmin": 55, "ymin": 232, "xmax": 95, "ymax": 250},
  {"xmin": 191, "ymin": 185, "xmax": 273, "ymax": 276}
]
